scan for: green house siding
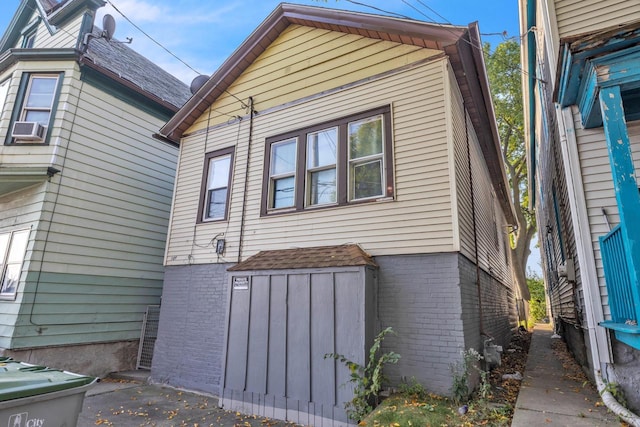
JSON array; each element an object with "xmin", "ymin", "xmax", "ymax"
[{"xmin": 12, "ymin": 271, "xmax": 163, "ymax": 348}]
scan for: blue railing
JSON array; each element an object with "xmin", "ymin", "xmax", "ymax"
[{"xmin": 599, "ymin": 225, "xmax": 637, "ymax": 323}]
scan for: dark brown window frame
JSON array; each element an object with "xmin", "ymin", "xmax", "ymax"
[
  {"xmin": 197, "ymin": 146, "xmax": 235, "ymax": 224},
  {"xmin": 261, "ymin": 105, "xmax": 393, "ymax": 216}
]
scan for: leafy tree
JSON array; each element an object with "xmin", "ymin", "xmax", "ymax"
[
  {"xmin": 527, "ymin": 274, "xmax": 547, "ymax": 322},
  {"xmin": 484, "ymin": 40, "xmax": 536, "ymax": 300}
]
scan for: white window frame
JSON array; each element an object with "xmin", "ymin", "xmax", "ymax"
[
  {"xmin": 268, "ymin": 138, "xmax": 298, "ymax": 210},
  {"xmin": 0, "ymin": 229, "xmax": 30, "ymax": 300},
  {"xmin": 20, "ymin": 74, "xmax": 59, "ymax": 127},
  {"xmin": 305, "ymin": 127, "xmax": 338, "ymax": 207},
  {"xmin": 347, "ymin": 114, "xmax": 385, "ymax": 202}
]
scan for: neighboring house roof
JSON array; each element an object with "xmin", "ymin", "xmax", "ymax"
[
  {"xmin": 228, "ymin": 244, "xmax": 378, "ymax": 271},
  {"xmin": 158, "ymin": 3, "xmax": 516, "ymax": 225},
  {"xmin": 82, "ymin": 27, "xmax": 191, "ymax": 110},
  {"xmin": 0, "ymin": 0, "xmax": 190, "ymax": 112}
]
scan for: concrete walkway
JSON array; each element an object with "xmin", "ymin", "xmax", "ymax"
[{"xmin": 511, "ymin": 324, "xmax": 620, "ymax": 426}]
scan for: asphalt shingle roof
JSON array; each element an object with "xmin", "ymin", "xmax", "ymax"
[
  {"xmin": 228, "ymin": 244, "xmax": 378, "ymax": 271},
  {"xmin": 83, "ymin": 27, "xmax": 191, "ymax": 109}
]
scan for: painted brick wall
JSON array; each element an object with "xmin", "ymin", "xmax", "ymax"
[
  {"xmin": 150, "ymin": 264, "xmax": 230, "ymax": 394},
  {"xmin": 375, "ymin": 253, "xmax": 466, "ymax": 395},
  {"xmin": 459, "ymin": 255, "xmax": 516, "ymax": 351}
]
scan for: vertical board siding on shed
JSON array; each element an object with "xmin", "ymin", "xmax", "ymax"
[
  {"xmin": 167, "ymin": 57, "xmax": 456, "ymax": 264},
  {"xmin": 553, "ymin": 0, "xmax": 640, "ymax": 38},
  {"xmin": 223, "ymin": 269, "xmax": 369, "ymax": 424}
]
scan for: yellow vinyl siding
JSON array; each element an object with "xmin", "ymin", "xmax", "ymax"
[
  {"xmin": 186, "ymin": 25, "xmax": 440, "ymax": 133},
  {"xmin": 553, "ymin": 0, "xmax": 640, "ymax": 38},
  {"xmin": 166, "ymin": 57, "xmax": 455, "ymax": 264}
]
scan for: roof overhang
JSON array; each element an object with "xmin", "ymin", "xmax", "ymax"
[
  {"xmin": 159, "ymin": 3, "xmax": 516, "ymax": 225},
  {"xmin": 0, "ymin": 48, "xmax": 79, "ymax": 74},
  {"xmin": 47, "ymin": 0, "xmax": 105, "ymax": 27},
  {"xmin": 159, "ymin": 3, "xmax": 465, "ymax": 143},
  {"xmin": 555, "ymin": 20, "xmax": 640, "ymax": 128},
  {"xmin": 0, "ymin": 166, "xmax": 59, "ymax": 197}
]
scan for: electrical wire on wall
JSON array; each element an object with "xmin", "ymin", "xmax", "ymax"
[{"xmin": 237, "ymin": 97, "xmax": 256, "ymax": 262}]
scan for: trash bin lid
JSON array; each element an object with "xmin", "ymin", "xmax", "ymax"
[{"xmin": 0, "ymin": 358, "xmax": 95, "ymax": 401}]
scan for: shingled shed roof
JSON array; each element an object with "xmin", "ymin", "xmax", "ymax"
[{"xmin": 228, "ymin": 244, "xmax": 378, "ymax": 272}]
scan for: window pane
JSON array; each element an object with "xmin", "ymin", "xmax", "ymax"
[
  {"xmin": 0, "ymin": 79, "xmax": 9, "ymax": 115},
  {"xmin": 351, "ymin": 160, "xmax": 382, "ymax": 200},
  {"xmin": 273, "ymin": 176, "xmax": 295, "ymax": 208},
  {"xmin": 349, "ymin": 115, "xmax": 383, "ymax": 159},
  {"xmin": 26, "ymin": 77, "xmax": 57, "ymax": 108},
  {"xmin": 310, "ymin": 168, "xmax": 337, "ymax": 205},
  {"xmin": 271, "ymin": 139, "xmax": 296, "ymax": 175},
  {"xmin": 24, "ymin": 110, "xmax": 51, "ymax": 125},
  {"xmin": 307, "ymin": 128, "xmax": 337, "ymax": 168},
  {"xmin": 1, "ymin": 264, "xmax": 21, "ymax": 295},
  {"xmin": 207, "ymin": 188, "xmax": 228, "ymax": 219},
  {"xmin": 208, "ymin": 156, "xmax": 231, "ymax": 189},
  {"xmin": 0, "ymin": 234, "xmax": 9, "ymax": 261},
  {"xmin": 7, "ymin": 230, "xmax": 29, "ymax": 264}
]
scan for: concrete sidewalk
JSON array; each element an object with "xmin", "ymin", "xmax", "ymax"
[
  {"xmin": 511, "ymin": 324, "xmax": 619, "ymax": 426},
  {"xmin": 77, "ymin": 371, "xmax": 298, "ymax": 426}
]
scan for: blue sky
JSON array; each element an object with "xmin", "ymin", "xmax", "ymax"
[
  {"xmin": 0, "ymin": 0, "xmax": 541, "ymax": 274},
  {"xmin": 1, "ymin": 0, "xmax": 521, "ymax": 84}
]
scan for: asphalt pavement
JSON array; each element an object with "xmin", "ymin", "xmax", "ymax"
[{"xmin": 77, "ymin": 372, "xmax": 297, "ymax": 427}]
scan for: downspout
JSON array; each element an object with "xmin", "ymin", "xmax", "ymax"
[
  {"xmin": 527, "ymin": 0, "xmax": 537, "ymax": 207},
  {"xmin": 557, "ymin": 106, "xmax": 640, "ymax": 426}
]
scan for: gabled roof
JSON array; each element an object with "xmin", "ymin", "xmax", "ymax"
[
  {"xmin": 82, "ymin": 27, "xmax": 191, "ymax": 110},
  {"xmin": 0, "ymin": 0, "xmax": 190, "ymax": 112},
  {"xmin": 228, "ymin": 244, "xmax": 378, "ymax": 271},
  {"xmin": 159, "ymin": 3, "xmax": 515, "ymax": 225}
]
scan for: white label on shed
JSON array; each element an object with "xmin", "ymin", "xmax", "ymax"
[{"xmin": 233, "ymin": 277, "xmax": 249, "ymax": 290}]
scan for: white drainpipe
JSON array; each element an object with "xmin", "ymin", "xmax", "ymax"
[{"xmin": 557, "ymin": 105, "xmax": 640, "ymax": 426}]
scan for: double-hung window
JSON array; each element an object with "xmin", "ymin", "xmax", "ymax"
[
  {"xmin": 198, "ymin": 147, "xmax": 234, "ymax": 222},
  {"xmin": 262, "ymin": 106, "xmax": 393, "ymax": 215},
  {"xmin": 0, "ymin": 229, "xmax": 30, "ymax": 299},
  {"xmin": 21, "ymin": 74, "xmax": 59, "ymax": 126}
]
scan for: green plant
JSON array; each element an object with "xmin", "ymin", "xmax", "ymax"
[
  {"xmin": 603, "ymin": 381, "xmax": 628, "ymax": 408},
  {"xmin": 450, "ymin": 348, "xmax": 486, "ymax": 404},
  {"xmin": 399, "ymin": 377, "xmax": 428, "ymax": 399},
  {"xmin": 325, "ymin": 326, "xmax": 400, "ymax": 421}
]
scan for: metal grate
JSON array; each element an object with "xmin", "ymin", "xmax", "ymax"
[{"xmin": 137, "ymin": 305, "xmax": 161, "ymax": 370}]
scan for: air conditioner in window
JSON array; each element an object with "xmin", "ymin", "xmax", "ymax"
[{"xmin": 11, "ymin": 121, "xmax": 46, "ymax": 141}]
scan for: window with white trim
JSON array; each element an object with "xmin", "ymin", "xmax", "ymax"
[
  {"xmin": 0, "ymin": 78, "xmax": 9, "ymax": 119},
  {"xmin": 0, "ymin": 229, "xmax": 30, "ymax": 299},
  {"xmin": 197, "ymin": 147, "xmax": 234, "ymax": 222},
  {"xmin": 21, "ymin": 74, "xmax": 58, "ymax": 126},
  {"xmin": 262, "ymin": 106, "xmax": 393, "ymax": 215}
]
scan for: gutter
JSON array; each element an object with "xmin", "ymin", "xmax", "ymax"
[{"xmin": 556, "ymin": 105, "xmax": 640, "ymax": 426}]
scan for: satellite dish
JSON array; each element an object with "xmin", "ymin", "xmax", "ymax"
[
  {"xmin": 102, "ymin": 14, "xmax": 116, "ymax": 41},
  {"xmin": 190, "ymin": 75, "xmax": 209, "ymax": 95}
]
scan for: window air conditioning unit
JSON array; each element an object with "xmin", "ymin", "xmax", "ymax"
[{"xmin": 11, "ymin": 121, "xmax": 46, "ymax": 141}]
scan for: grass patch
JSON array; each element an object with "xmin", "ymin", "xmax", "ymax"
[{"xmin": 360, "ymin": 394, "xmax": 513, "ymax": 427}]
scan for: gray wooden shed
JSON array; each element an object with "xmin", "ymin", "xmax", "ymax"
[{"xmin": 220, "ymin": 245, "xmax": 379, "ymax": 426}]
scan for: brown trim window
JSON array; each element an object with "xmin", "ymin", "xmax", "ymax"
[
  {"xmin": 262, "ymin": 106, "xmax": 393, "ymax": 215},
  {"xmin": 197, "ymin": 146, "xmax": 234, "ymax": 223}
]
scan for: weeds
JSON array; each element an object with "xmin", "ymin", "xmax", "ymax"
[{"xmin": 325, "ymin": 326, "xmax": 400, "ymax": 422}]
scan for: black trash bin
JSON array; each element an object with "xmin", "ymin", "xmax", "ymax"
[{"xmin": 0, "ymin": 357, "xmax": 96, "ymax": 427}]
